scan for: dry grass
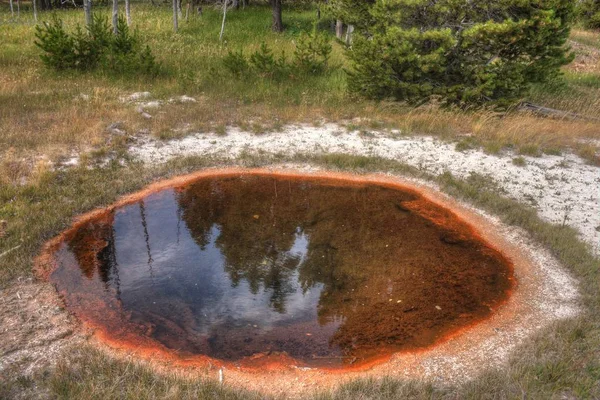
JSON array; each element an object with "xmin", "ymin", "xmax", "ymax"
[
  {"xmin": 570, "ymin": 28, "xmax": 600, "ymax": 50},
  {"xmin": 46, "ymin": 346, "xmax": 265, "ymax": 400}
]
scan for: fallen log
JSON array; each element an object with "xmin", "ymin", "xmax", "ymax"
[{"xmin": 518, "ymin": 102, "xmax": 600, "ymax": 122}]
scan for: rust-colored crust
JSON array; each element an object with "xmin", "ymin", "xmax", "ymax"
[{"xmin": 35, "ymin": 168, "xmax": 532, "ymax": 393}]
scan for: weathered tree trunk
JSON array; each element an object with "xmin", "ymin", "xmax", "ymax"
[
  {"xmin": 125, "ymin": 0, "xmax": 131, "ymax": 25},
  {"xmin": 172, "ymin": 0, "xmax": 178, "ymax": 31},
  {"xmin": 9, "ymin": 0, "xmax": 14, "ymax": 18},
  {"xmin": 335, "ymin": 19, "xmax": 343, "ymax": 40},
  {"xmin": 17, "ymin": 0, "xmax": 20, "ymax": 17},
  {"xmin": 83, "ymin": 0, "xmax": 92, "ymax": 26},
  {"xmin": 219, "ymin": 0, "xmax": 228, "ymax": 41},
  {"xmin": 185, "ymin": 2, "xmax": 190, "ymax": 21},
  {"xmin": 345, "ymin": 24, "xmax": 354, "ymax": 45},
  {"xmin": 191, "ymin": 0, "xmax": 201, "ymax": 15},
  {"xmin": 33, "ymin": 0, "xmax": 38, "ymax": 21},
  {"xmin": 177, "ymin": 0, "xmax": 182, "ymax": 20},
  {"xmin": 270, "ymin": 0, "xmax": 283, "ymax": 32},
  {"xmin": 112, "ymin": 0, "xmax": 119, "ymax": 34},
  {"xmin": 232, "ymin": 0, "xmax": 238, "ymax": 9}
]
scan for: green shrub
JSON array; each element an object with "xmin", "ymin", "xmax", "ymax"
[
  {"xmin": 106, "ymin": 16, "xmax": 159, "ymax": 75},
  {"xmin": 137, "ymin": 45, "xmax": 159, "ymax": 75},
  {"xmin": 249, "ymin": 42, "xmax": 288, "ymax": 79},
  {"xmin": 34, "ymin": 14, "xmax": 158, "ymax": 75},
  {"xmin": 71, "ymin": 17, "xmax": 107, "ymax": 70},
  {"xmin": 223, "ymin": 49, "xmax": 250, "ymax": 76},
  {"xmin": 224, "ymin": 34, "xmax": 333, "ymax": 80},
  {"xmin": 293, "ymin": 30, "xmax": 332, "ymax": 74},
  {"xmin": 34, "ymin": 15, "xmax": 76, "ymax": 70},
  {"xmin": 346, "ymin": 0, "xmax": 576, "ymax": 107}
]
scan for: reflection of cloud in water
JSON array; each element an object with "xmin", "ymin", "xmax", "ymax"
[{"xmin": 106, "ymin": 190, "xmax": 336, "ymax": 338}]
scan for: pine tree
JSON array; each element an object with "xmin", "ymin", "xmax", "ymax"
[{"xmin": 346, "ymin": 0, "xmax": 575, "ymax": 107}]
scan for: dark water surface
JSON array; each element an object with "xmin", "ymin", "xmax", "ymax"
[{"xmin": 51, "ymin": 174, "xmax": 513, "ymax": 366}]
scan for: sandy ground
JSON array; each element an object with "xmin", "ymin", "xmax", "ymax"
[
  {"xmin": 0, "ymin": 277, "xmax": 82, "ymax": 398},
  {"xmin": 129, "ymin": 123, "xmax": 600, "ymax": 254}
]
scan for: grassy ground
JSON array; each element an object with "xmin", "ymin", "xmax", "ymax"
[
  {"xmin": 1, "ymin": 3, "xmax": 600, "ymax": 399},
  {"xmin": 1, "ymin": 2, "xmax": 600, "ymax": 171}
]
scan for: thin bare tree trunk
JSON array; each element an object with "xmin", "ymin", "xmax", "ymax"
[
  {"xmin": 177, "ymin": 0, "xmax": 182, "ymax": 20},
  {"xmin": 112, "ymin": 0, "xmax": 119, "ymax": 34},
  {"xmin": 17, "ymin": 0, "xmax": 20, "ymax": 18},
  {"xmin": 185, "ymin": 2, "xmax": 190, "ymax": 21},
  {"xmin": 125, "ymin": 0, "xmax": 131, "ymax": 25},
  {"xmin": 83, "ymin": 0, "xmax": 92, "ymax": 26},
  {"xmin": 172, "ymin": 0, "xmax": 178, "ymax": 32},
  {"xmin": 219, "ymin": 0, "xmax": 228, "ymax": 41},
  {"xmin": 33, "ymin": 0, "xmax": 38, "ymax": 21},
  {"xmin": 335, "ymin": 19, "xmax": 343, "ymax": 40},
  {"xmin": 9, "ymin": 0, "xmax": 14, "ymax": 19},
  {"xmin": 345, "ymin": 24, "xmax": 354, "ymax": 45}
]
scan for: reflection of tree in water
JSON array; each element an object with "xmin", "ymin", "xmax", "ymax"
[
  {"xmin": 178, "ymin": 175, "xmax": 513, "ymax": 356},
  {"xmin": 64, "ymin": 175, "xmax": 513, "ymax": 362},
  {"xmin": 177, "ymin": 177, "xmax": 314, "ymax": 313},
  {"xmin": 67, "ymin": 212, "xmax": 117, "ymax": 286},
  {"xmin": 177, "ymin": 176, "xmax": 412, "ymax": 317}
]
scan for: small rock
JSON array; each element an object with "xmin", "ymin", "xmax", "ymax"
[
  {"xmin": 435, "ymin": 305, "xmax": 442, "ymax": 310},
  {"xmin": 169, "ymin": 95, "xmax": 197, "ymax": 104},
  {"xmin": 141, "ymin": 112, "xmax": 152, "ymax": 120},
  {"xmin": 63, "ymin": 157, "xmax": 79, "ymax": 167},
  {"xmin": 107, "ymin": 122, "xmax": 126, "ymax": 135},
  {"xmin": 75, "ymin": 93, "xmax": 90, "ymax": 101},
  {"xmin": 121, "ymin": 92, "xmax": 151, "ymax": 102},
  {"xmin": 107, "ymin": 122, "xmax": 124, "ymax": 130},
  {"xmin": 141, "ymin": 101, "xmax": 162, "ymax": 109},
  {"xmin": 180, "ymin": 95, "xmax": 197, "ymax": 103}
]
